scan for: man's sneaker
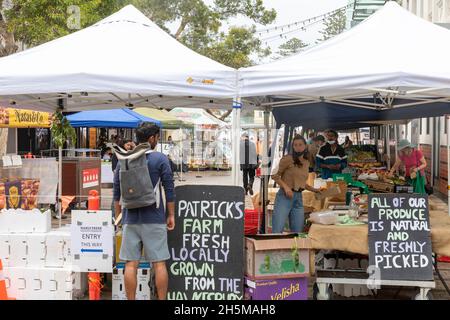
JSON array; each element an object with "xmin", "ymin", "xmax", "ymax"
[{"xmin": 248, "ymin": 187, "xmax": 254, "ymax": 196}]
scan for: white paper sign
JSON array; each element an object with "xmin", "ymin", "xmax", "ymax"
[
  {"xmin": 2, "ymin": 156, "xmax": 12, "ymax": 167},
  {"xmin": 11, "ymin": 155, "xmax": 22, "ymax": 166},
  {"xmin": 71, "ymin": 210, "xmax": 113, "ymax": 273}
]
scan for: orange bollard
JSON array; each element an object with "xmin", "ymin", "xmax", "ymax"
[
  {"xmin": 0, "ymin": 259, "xmax": 15, "ymax": 300},
  {"xmin": 88, "ymin": 190, "xmax": 100, "ymax": 211},
  {"xmin": 88, "ymin": 273, "xmax": 103, "ymax": 300},
  {"xmin": 87, "ymin": 190, "xmax": 102, "ymax": 300}
]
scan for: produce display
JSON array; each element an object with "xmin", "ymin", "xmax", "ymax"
[
  {"xmin": 0, "ymin": 178, "xmax": 40, "ymax": 210},
  {"xmin": 347, "ymin": 145, "xmax": 382, "ymax": 169}
]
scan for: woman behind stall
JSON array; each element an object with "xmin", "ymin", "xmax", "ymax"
[
  {"xmin": 111, "ymin": 139, "xmax": 136, "ymax": 172},
  {"xmin": 271, "ymin": 135, "xmax": 321, "ymax": 233},
  {"xmin": 387, "ymin": 139, "xmax": 427, "ymax": 194}
]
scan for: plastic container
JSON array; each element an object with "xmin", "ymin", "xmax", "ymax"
[{"xmin": 309, "ymin": 211, "xmax": 338, "ymax": 225}]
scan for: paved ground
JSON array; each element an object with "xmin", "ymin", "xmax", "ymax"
[{"xmin": 59, "ymin": 170, "xmax": 450, "ymax": 300}]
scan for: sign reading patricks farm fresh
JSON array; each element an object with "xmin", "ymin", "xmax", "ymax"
[
  {"xmin": 168, "ymin": 185, "xmax": 245, "ymax": 300},
  {"xmin": 368, "ymin": 194, "xmax": 433, "ymax": 281},
  {"xmin": 0, "ymin": 107, "xmax": 51, "ymax": 128}
]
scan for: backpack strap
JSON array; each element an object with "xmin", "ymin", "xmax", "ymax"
[{"xmin": 145, "ymin": 149, "xmax": 162, "ymax": 209}]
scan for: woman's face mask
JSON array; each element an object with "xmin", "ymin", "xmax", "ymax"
[{"xmin": 327, "ymin": 140, "xmax": 336, "ymax": 145}]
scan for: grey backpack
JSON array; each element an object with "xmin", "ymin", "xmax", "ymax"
[{"xmin": 113, "ymin": 142, "xmax": 160, "ymax": 209}]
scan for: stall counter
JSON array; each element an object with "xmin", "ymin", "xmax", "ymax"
[{"xmin": 308, "ymin": 210, "xmax": 450, "ymax": 256}]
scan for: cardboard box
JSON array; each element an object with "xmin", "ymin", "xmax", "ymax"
[
  {"xmin": 4, "ymin": 266, "xmax": 77, "ymax": 300},
  {"xmin": 0, "ymin": 234, "xmax": 11, "ymax": 267},
  {"xmin": 315, "ymin": 185, "xmax": 341, "ymax": 201},
  {"xmin": 112, "ymin": 264, "xmax": 154, "ymax": 300},
  {"xmin": 325, "ymin": 181, "xmax": 347, "ymax": 202},
  {"xmin": 245, "ymin": 234, "xmax": 311, "ymax": 280},
  {"xmin": 0, "ymin": 229, "xmax": 71, "ymax": 268},
  {"xmin": 9, "ymin": 235, "xmax": 28, "ymax": 267},
  {"xmin": 0, "ymin": 209, "xmax": 51, "ymax": 233},
  {"xmin": 244, "ymin": 277, "xmax": 308, "ymax": 300}
]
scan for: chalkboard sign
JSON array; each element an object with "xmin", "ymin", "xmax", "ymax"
[
  {"xmin": 167, "ymin": 185, "xmax": 245, "ymax": 300},
  {"xmin": 368, "ymin": 194, "xmax": 433, "ymax": 281}
]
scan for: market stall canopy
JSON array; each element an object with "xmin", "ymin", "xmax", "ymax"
[
  {"xmin": 0, "ymin": 5, "xmax": 236, "ymax": 112},
  {"xmin": 169, "ymin": 107, "xmax": 228, "ymax": 129},
  {"xmin": 271, "ymin": 98, "xmax": 450, "ymax": 129},
  {"xmin": 0, "ymin": 106, "xmax": 51, "ymax": 128},
  {"xmin": 239, "ymin": 1, "xmax": 450, "ymax": 113},
  {"xmin": 133, "ymin": 107, "xmax": 192, "ymax": 129},
  {"xmin": 66, "ymin": 108, "xmax": 161, "ymax": 128}
]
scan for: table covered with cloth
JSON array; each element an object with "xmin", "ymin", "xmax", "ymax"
[{"xmin": 308, "ymin": 210, "xmax": 450, "ymax": 257}]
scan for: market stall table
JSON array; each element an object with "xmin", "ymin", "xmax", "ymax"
[{"xmin": 308, "ymin": 210, "xmax": 450, "ymax": 300}]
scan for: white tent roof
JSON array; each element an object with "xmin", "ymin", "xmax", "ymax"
[
  {"xmin": 239, "ymin": 2, "xmax": 450, "ymax": 109},
  {"xmin": 169, "ymin": 107, "xmax": 228, "ymax": 128},
  {"xmin": 0, "ymin": 5, "xmax": 236, "ymax": 112}
]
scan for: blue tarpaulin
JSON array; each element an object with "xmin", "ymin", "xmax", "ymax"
[{"xmin": 67, "ymin": 108, "xmax": 161, "ymax": 128}]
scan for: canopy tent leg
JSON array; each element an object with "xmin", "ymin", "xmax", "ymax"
[
  {"xmin": 58, "ymin": 146, "xmax": 62, "ymax": 228},
  {"xmin": 447, "ymin": 115, "xmax": 450, "ymax": 216},
  {"xmin": 231, "ymin": 99, "xmax": 242, "ymax": 186},
  {"xmin": 386, "ymin": 125, "xmax": 391, "ymax": 171},
  {"xmin": 261, "ymin": 108, "xmax": 271, "ymax": 234},
  {"xmin": 394, "ymin": 124, "xmax": 398, "ymax": 169}
]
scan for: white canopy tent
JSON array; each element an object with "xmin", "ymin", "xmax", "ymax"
[
  {"xmin": 0, "ymin": 5, "xmax": 236, "ymax": 111},
  {"xmin": 239, "ymin": 1, "xmax": 450, "ymax": 215},
  {"xmin": 0, "ymin": 5, "xmax": 243, "ymax": 221},
  {"xmin": 239, "ymin": 1, "xmax": 450, "ymax": 109},
  {"xmin": 169, "ymin": 107, "xmax": 229, "ymax": 128}
]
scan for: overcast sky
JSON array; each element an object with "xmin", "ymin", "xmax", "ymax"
[
  {"xmin": 167, "ymin": 0, "xmax": 349, "ymax": 62},
  {"xmin": 211, "ymin": 0, "xmax": 349, "ymax": 61}
]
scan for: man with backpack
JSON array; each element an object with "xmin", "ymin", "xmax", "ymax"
[{"xmin": 113, "ymin": 123, "xmax": 175, "ymax": 300}]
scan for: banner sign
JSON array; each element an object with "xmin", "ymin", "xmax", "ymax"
[{"xmin": 0, "ymin": 107, "xmax": 51, "ymax": 128}]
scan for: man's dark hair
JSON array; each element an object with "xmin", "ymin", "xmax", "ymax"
[
  {"xmin": 313, "ymin": 135, "xmax": 325, "ymax": 142},
  {"xmin": 136, "ymin": 122, "xmax": 160, "ymax": 143}
]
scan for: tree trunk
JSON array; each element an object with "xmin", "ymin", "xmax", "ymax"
[
  {"xmin": 174, "ymin": 17, "xmax": 188, "ymax": 40},
  {"xmin": 0, "ymin": 11, "xmax": 18, "ymax": 57},
  {"xmin": 0, "ymin": 10, "xmax": 19, "ymax": 155}
]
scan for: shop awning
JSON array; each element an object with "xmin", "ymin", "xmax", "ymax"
[
  {"xmin": 66, "ymin": 108, "xmax": 161, "ymax": 128},
  {"xmin": 133, "ymin": 108, "xmax": 193, "ymax": 129},
  {"xmin": 0, "ymin": 107, "xmax": 51, "ymax": 128},
  {"xmin": 169, "ymin": 107, "xmax": 228, "ymax": 129}
]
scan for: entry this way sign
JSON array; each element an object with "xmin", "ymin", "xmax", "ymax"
[{"xmin": 71, "ymin": 210, "xmax": 114, "ymax": 273}]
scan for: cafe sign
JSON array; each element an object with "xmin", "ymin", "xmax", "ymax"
[{"xmin": 0, "ymin": 107, "xmax": 51, "ymax": 128}]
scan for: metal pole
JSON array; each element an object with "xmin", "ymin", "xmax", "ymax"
[
  {"xmin": 386, "ymin": 125, "xmax": 391, "ymax": 171},
  {"xmin": 447, "ymin": 115, "xmax": 450, "ymax": 216},
  {"xmin": 261, "ymin": 108, "xmax": 271, "ymax": 234},
  {"xmin": 58, "ymin": 146, "xmax": 62, "ymax": 228},
  {"xmin": 231, "ymin": 100, "xmax": 242, "ymax": 186},
  {"xmin": 394, "ymin": 124, "xmax": 398, "ymax": 172}
]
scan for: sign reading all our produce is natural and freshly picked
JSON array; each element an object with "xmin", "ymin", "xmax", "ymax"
[
  {"xmin": 167, "ymin": 185, "xmax": 245, "ymax": 300},
  {"xmin": 368, "ymin": 194, "xmax": 433, "ymax": 281}
]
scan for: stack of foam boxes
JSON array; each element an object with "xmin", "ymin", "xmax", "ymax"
[
  {"xmin": 244, "ymin": 234, "xmax": 313, "ymax": 300},
  {"xmin": 323, "ymin": 254, "xmax": 372, "ymax": 298},
  {"xmin": 112, "ymin": 230, "xmax": 156, "ymax": 300},
  {"xmin": 0, "ymin": 209, "xmax": 87, "ymax": 300}
]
